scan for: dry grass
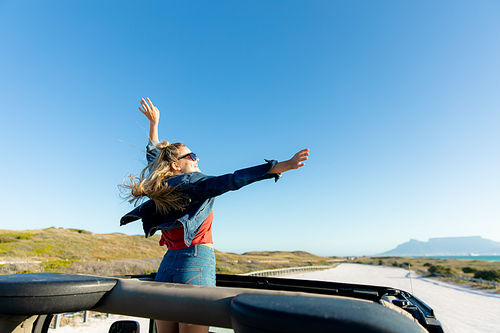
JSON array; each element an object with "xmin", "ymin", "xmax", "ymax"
[
  {"xmin": 59, "ymin": 258, "xmax": 163, "ymax": 276},
  {"xmin": 2, "ymin": 229, "xmax": 498, "ymax": 287},
  {"xmin": 0, "ymin": 227, "xmax": 164, "ymax": 261},
  {"xmin": 0, "ymin": 258, "xmax": 164, "ymax": 276},
  {"xmin": 354, "ymin": 256, "xmax": 500, "ymax": 274},
  {"xmin": 353, "ymin": 256, "xmax": 500, "ymax": 292},
  {"xmin": 215, "ymin": 250, "xmax": 338, "ymax": 274},
  {"xmin": 0, "ymin": 228, "xmax": 336, "ymax": 276},
  {"xmin": 0, "ymin": 228, "xmax": 165, "ymax": 276},
  {"xmin": 2, "ymin": 228, "xmax": 499, "ymax": 280}
]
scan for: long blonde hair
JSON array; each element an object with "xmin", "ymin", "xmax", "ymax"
[{"xmin": 121, "ymin": 141, "xmax": 187, "ymax": 214}]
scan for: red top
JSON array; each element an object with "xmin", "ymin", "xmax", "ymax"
[{"xmin": 159, "ymin": 210, "xmax": 213, "ymax": 250}]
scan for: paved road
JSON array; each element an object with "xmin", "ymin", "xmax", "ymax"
[{"xmin": 287, "ymin": 263, "xmax": 500, "ymax": 333}]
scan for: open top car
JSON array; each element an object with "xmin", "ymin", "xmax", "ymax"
[{"xmin": 0, "ymin": 272, "xmax": 443, "ymax": 333}]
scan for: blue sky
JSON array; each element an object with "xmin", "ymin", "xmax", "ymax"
[{"xmin": 1, "ymin": 1, "xmax": 499, "ymax": 256}]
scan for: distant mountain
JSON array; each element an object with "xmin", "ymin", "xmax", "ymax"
[{"xmin": 379, "ymin": 236, "xmax": 500, "ymax": 256}]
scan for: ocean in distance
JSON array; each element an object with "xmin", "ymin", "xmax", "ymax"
[{"xmin": 417, "ymin": 255, "xmax": 500, "ymax": 262}]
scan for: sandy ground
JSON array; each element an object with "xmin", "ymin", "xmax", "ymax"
[
  {"xmin": 48, "ymin": 314, "xmax": 150, "ymax": 333},
  {"xmin": 48, "ymin": 314, "xmax": 231, "ymax": 332},
  {"xmin": 286, "ymin": 263, "xmax": 500, "ymax": 333},
  {"xmin": 48, "ymin": 263, "xmax": 500, "ymax": 333}
]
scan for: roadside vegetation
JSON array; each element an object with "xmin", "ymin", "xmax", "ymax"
[
  {"xmin": 0, "ymin": 228, "xmax": 337, "ymax": 276},
  {"xmin": 215, "ymin": 250, "xmax": 336, "ymax": 274},
  {"xmin": 354, "ymin": 256, "xmax": 500, "ymax": 290},
  {"xmin": 2, "ymin": 228, "xmax": 498, "ymax": 290}
]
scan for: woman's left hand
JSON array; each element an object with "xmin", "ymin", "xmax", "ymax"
[
  {"xmin": 288, "ymin": 148, "xmax": 310, "ymax": 170},
  {"xmin": 269, "ymin": 149, "xmax": 310, "ymax": 174}
]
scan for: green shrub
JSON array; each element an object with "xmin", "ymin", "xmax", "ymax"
[
  {"xmin": 41, "ymin": 260, "xmax": 76, "ymax": 273},
  {"xmin": 16, "ymin": 270, "xmax": 37, "ymax": 274},
  {"xmin": 428, "ymin": 265, "xmax": 455, "ymax": 275},
  {"xmin": 474, "ymin": 270, "xmax": 500, "ymax": 282},
  {"xmin": 216, "ymin": 266, "xmax": 244, "ymax": 274},
  {"xmin": 0, "ymin": 232, "xmax": 34, "ymax": 243},
  {"xmin": 32, "ymin": 244, "xmax": 55, "ymax": 256},
  {"xmin": 462, "ymin": 267, "xmax": 478, "ymax": 274},
  {"xmin": 67, "ymin": 229, "xmax": 92, "ymax": 234}
]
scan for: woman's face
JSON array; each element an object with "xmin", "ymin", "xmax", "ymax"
[{"xmin": 173, "ymin": 146, "xmax": 200, "ymax": 174}]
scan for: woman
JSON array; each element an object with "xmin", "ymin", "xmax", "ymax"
[{"xmin": 120, "ymin": 98, "xmax": 309, "ymax": 333}]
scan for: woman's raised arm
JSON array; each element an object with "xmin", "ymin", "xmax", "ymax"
[
  {"xmin": 268, "ymin": 149, "xmax": 310, "ymax": 175},
  {"xmin": 139, "ymin": 97, "xmax": 160, "ymax": 142}
]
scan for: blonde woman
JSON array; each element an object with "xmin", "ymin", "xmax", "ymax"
[{"xmin": 121, "ymin": 98, "xmax": 309, "ymax": 333}]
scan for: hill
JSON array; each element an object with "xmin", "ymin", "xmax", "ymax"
[
  {"xmin": 0, "ymin": 227, "xmax": 164, "ymax": 261},
  {"xmin": 379, "ymin": 236, "xmax": 500, "ymax": 256},
  {"xmin": 0, "ymin": 228, "xmax": 335, "ymax": 276}
]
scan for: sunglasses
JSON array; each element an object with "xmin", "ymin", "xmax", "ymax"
[{"xmin": 177, "ymin": 152, "xmax": 197, "ymax": 161}]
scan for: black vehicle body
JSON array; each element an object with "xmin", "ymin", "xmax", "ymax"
[{"xmin": 0, "ymin": 272, "xmax": 444, "ymax": 333}]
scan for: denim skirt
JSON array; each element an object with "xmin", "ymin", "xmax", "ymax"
[{"xmin": 154, "ymin": 244, "xmax": 216, "ymax": 286}]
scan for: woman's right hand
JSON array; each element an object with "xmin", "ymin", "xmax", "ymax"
[
  {"xmin": 139, "ymin": 98, "xmax": 160, "ymax": 142},
  {"xmin": 139, "ymin": 97, "xmax": 160, "ymax": 125}
]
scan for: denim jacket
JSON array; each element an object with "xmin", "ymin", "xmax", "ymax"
[{"xmin": 120, "ymin": 140, "xmax": 280, "ymax": 247}]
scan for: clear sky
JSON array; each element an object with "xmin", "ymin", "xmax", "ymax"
[{"xmin": 1, "ymin": 1, "xmax": 499, "ymax": 256}]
